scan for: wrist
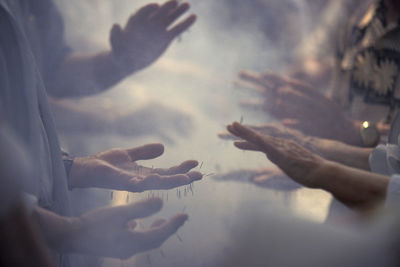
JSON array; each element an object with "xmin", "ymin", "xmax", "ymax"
[
  {"xmin": 69, "ymin": 156, "xmax": 108, "ymax": 189},
  {"xmin": 91, "ymin": 51, "xmax": 131, "ymax": 90},
  {"xmin": 304, "ymin": 136, "xmax": 323, "ymax": 156},
  {"xmin": 32, "ymin": 207, "xmax": 80, "ymax": 253},
  {"xmin": 68, "ymin": 157, "xmax": 89, "ymax": 189},
  {"xmin": 307, "ymin": 159, "xmax": 336, "ymax": 189},
  {"xmin": 109, "ymin": 49, "xmax": 139, "ymax": 77},
  {"xmin": 61, "ymin": 216, "xmax": 84, "ymax": 254}
]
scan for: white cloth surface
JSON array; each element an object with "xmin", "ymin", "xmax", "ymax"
[
  {"xmin": 370, "ymin": 112, "xmax": 400, "ymax": 207},
  {"xmin": 0, "ymin": 0, "xmax": 71, "ymax": 215},
  {"xmin": 0, "ymin": 2, "xmax": 74, "ymax": 265}
]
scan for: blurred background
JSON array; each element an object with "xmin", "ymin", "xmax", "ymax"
[{"xmin": 53, "ymin": 0, "xmax": 337, "ymax": 265}]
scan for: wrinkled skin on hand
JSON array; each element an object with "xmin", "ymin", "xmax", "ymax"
[
  {"xmin": 213, "ymin": 167, "xmax": 301, "ymax": 191},
  {"xmin": 237, "ymin": 70, "xmax": 360, "ymax": 145},
  {"xmin": 219, "ymin": 122, "xmax": 316, "ymax": 151},
  {"xmin": 227, "ymin": 122, "xmax": 325, "ymax": 188},
  {"xmin": 70, "ymin": 143, "xmax": 202, "ymax": 192},
  {"xmin": 110, "ymin": 0, "xmax": 196, "ymax": 73},
  {"xmin": 72, "ymin": 198, "xmax": 187, "ymax": 259}
]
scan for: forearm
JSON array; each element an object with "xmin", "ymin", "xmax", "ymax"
[
  {"xmin": 49, "ymin": 51, "xmax": 132, "ymax": 98},
  {"xmin": 313, "ymin": 161, "xmax": 390, "ymax": 211},
  {"xmin": 31, "ymin": 207, "xmax": 79, "ymax": 253},
  {"xmin": 49, "ymin": 99, "xmax": 116, "ymax": 134},
  {"xmin": 312, "ymin": 137, "xmax": 373, "ymax": 170}
]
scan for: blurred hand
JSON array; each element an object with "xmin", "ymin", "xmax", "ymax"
[
  {"xmin": 110, "ymin": 0, "xmax": 196, "ymax": 73},
  {"xmin": 70, "ymin": 198, "xmax": 187, "ymax": 258},
  {"xmin": 69, "ymin": 143, "xmax": 202, "ymax": 192},
  {"xmin": 227, "ymin": 122, "xmax": 325, "ymax": 188},
  {"xmin": 116, "ymin": 102, "xmax": 193, "ymax": 143},
  {"xmin": 219, "ymin": 122, "xmax": 314, "ymax": 148},
  {"xmin": 51, "ymin": 99, "xmax": 193, "ymax": 144},
  {"xmin": 237, "ymin": 70, "xmax": 360, "ymax": 145},
  {"xmin": 213, "ymin": 167, "xmax": 301, "ymax": 191}
]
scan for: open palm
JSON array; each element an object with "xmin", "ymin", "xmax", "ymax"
[{"xmin": 70, "ymin": 143, "xmax": 202, "ymax": 192}]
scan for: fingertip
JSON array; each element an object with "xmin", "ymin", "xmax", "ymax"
[
  {"xmin": 183, "ymin": 160, "xmax": 198, "ymax": 169},
  {"xmin": 232, "ymin": 122, "xmax": 242, "ymax": 130},
  {"xmin": 144, "ymin": 197, "xmax": 163, "ymax": 211},
  {"xmin": 160, "ymin": 0, "xmax": 178, "ymax": 11},
  {"xmin": 144, "ymin": 143, "xmax": 165, "ymax": 158},
  {"xmin": 172, "ymin": 213, "xmax": 189, "ymax": 224},
  {"xmin": 188, "ymin": 14, "xmax": 197, "ymax": 23},
  {"xmin": 187, "ymin": 171, "xmax": 202, "ymax": 181},
  {"xmin": 180, "ymin": 2, "xmax": 190, "ymax": 9},
  {"xmin": 110, "ymin": 24, "xmax": 122, "ymax": 45},
  {"xmin": 147, "ymin": 3, "xmax": 160, "ymax": 9},
  {"xmin": 111, "ymin": 23, "xmax": 122, "ymax": 32},
  {"xmin": 239, "ymin": 70, "xmax": 253, "ymax": 79},
  {"xmin": 227, "ymin": 123, "xmax": 236, "ymax": 132},
  {"xmin": 151, "ymin": 143, "xmax": 165, "ymax": 155},
  {"xmin": 218, "ymin": 131, "xmax": 235, "ymax": 140},
  {"xmin": 238, "ymin": 70, "xmax": 246, "ymax": 78}
]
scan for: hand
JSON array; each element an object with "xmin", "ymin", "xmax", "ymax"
[
  {"xmin": 219, "ymin": 122, "xmax": 315, "ymax": 150},
  {"xmin": 213, "ymin": 167, "xmax": 301, "ymax": 191},
  {"xmin": 227, "ymin": 122, "xmax": 325, "ymax": 188},
  {"xmin": 115, "ymin": 102, "xmax": 193, "ymax": 143},
  {"xmin": 110, "ymin": 1, "xmax": 196, "ymax": 73},
  {"xmin": 69, "ymin": 143, "xmax": 202, "ymax": 192},
  {"xmin": 237, "ymin": 70, "xmax": 360, "ymax": 145},
  {"xmin": 68, "ymin": 198, "xmax": 187, "ymax": 258}
]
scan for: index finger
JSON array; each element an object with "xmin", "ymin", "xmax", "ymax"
[
  {"xmin": 228, "ymin": 122, "xmax": 277, "ymax": 154},
  {"xmin": 112, "ymin": 198, "xmax": 163, "ymax": 222},
  {"xmin": 164, "ymin": 2, "xmax": 191, "ymax": 26},
  {"xmin": 126, "ymin": 3, "xmax": 160, "ymax": 31},
  {"xmin": 150, "ymin": 0, "xmax": 179, "ymax": 22},
  {"xmin": 167, "ymin": 14, "xmax": 196, "ymax": 39},
  {"xmin": 239, "ymin": 70, "xmax": 277, "ymax": 91},
  {"xmin": 261, "ymin": 71, "xmax": 314, "ymax": 93},
  {"xmin": 227, "ymin": 122, "xmax": 264, "ymax": 145}
]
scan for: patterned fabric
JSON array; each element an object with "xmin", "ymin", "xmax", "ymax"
[{"xmin": 331, "ymin": 0, "xmax": 400, "ymax": 123}]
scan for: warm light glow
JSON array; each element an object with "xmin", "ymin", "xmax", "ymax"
[{"xmin": 362, "ymin": 121, "xmax": 370, "ymax": 128}]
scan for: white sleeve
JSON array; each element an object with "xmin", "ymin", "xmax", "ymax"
[
  {"xmin": 369, "ymin": 144, "xmax": 390, "ymax": 175},
  {"xmin": 22, "ymin": 193, "xmax": 38, "ymax": 215},
  {"xmin": 385, "ymin": 175, "xmax": 400, "ymax": 208},
  {"xmin": 369, "ymin": 144, "xmax": 400, "ymax": 175}
]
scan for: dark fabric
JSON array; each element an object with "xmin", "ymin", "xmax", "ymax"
[{"xmin": 61, "ymin": 151, "xmax": 74, "ymax": 183}]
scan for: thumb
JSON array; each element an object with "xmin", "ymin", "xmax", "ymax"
[{"xmin": 110, "ymin": 23, "xmax": 123, "ymax": 51}]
